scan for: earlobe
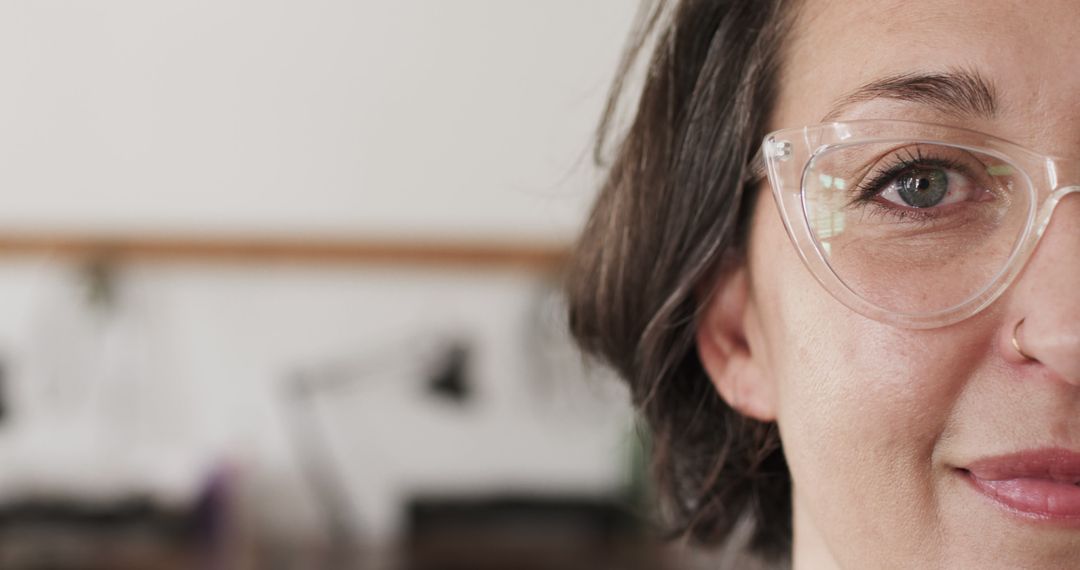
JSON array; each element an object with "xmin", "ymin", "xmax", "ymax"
[{"xmin": 695, "ymin": 265, "xmax": 777, "ymax": 422}]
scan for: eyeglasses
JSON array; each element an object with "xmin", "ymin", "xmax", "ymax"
[{"xmin": 757, "ymin": 119, "xmax": 1078, "ymax": 329}]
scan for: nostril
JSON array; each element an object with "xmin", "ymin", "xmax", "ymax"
[{"xmin": 1024, "ymin": 334, "xmax": 1080, "ymax": 386}]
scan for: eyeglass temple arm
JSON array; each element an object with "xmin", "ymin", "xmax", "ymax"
[{"xmin": 744, "ymin": 145, "xmax": 768, "ymax": 186}]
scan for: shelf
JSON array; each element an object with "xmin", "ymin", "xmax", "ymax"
[{"xmin": 0, "ymin": 232, "xmax": 569, "ymax": 271}]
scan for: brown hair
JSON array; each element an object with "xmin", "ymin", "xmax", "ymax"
[{"xmin": 566, "ymin": 0, "xmax": 795, "ymax": 561}]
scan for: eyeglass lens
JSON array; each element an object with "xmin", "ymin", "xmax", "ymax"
[{"xmin": 803, "ymin": 141, "xmax": 1031, "ymax": 314}]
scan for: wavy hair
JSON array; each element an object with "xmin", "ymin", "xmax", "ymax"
[{"xmin": 566, "ymin": 0, "xmax": 795, "ymax": 561}]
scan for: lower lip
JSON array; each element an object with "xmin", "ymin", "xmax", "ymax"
[{"xmin": 961, "ymin": 470, "xmax": 1080, "ymax": 522}]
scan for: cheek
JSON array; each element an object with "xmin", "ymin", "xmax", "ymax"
[
  {"xmin": 747, "ymin": 187, "xmax": 992, "ymax": 548},
  {"xmin": 748, "ymin": 187, "xmax": 970, "ymax": 443}
]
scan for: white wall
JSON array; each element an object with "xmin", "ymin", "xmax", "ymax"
[
  {"xmin": 0, "ymin": 0, "xmax": 642, "ymax": 545},
  {"xmin": 0, "ymin": 0, "xmax": 635, "ymax": 241}
]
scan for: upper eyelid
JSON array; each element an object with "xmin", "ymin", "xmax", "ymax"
[{"xmin": 858, "ymin": 144, "xmax": 990, "ymax": 184}]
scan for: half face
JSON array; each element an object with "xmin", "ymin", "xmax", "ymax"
[{"xmin": 711, "ymin": 0, "xmax": 1080, "ymax": 567}]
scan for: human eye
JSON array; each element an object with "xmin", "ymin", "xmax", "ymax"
[{"xmin": 847, "ymin": 145, "xmax": 1001, "ymax": 223}]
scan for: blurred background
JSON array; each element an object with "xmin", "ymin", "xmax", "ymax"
[{"xmin": 0, "ymin": 2, "xmax": 732, "ymax": 568}]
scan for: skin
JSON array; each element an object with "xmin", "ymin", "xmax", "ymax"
[{"xmin": 696, "ymin": 0, "xmax": 1080, "ymax": 567}]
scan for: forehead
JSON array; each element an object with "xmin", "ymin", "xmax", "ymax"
[{"xmin": 775, "ymin": 0, "xmax": 1080, "ymax": 143}]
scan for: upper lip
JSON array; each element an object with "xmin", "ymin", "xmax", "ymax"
[{"xmin": 963, "ymin": 448, "xmax": 1080, "ymax": 485}]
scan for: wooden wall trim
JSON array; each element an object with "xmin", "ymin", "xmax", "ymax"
[{"xmin": 0, "ymin": 233, "xmax": 570, "ymax": 271}]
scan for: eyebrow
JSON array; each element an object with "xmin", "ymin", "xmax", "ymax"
[{"xmin": 820, "ymin": 68, "xmax": 999, "ymax": 122}]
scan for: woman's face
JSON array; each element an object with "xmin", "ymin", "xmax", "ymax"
[{"xmin": 710, "ymin": 0, "xmax": 1080, "ymax": 567}]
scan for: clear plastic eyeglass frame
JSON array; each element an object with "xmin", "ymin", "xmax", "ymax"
[{"xmin": 755, "ymin": 119, "xmax": 1080, "ymax": 329}]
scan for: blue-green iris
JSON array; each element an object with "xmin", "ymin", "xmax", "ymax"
[{"xmin": 897, "ymin": 168, "xmax": 948, "ymax": 208}]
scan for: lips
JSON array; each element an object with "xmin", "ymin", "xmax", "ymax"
[{"xmin": 961, "ymin": 449, "xmax": 1080, "ymax": 520}]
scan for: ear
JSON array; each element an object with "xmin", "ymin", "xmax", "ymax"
[{"xmin": 695, "ymin": 265, "xmax": 777, "ymax": 421}]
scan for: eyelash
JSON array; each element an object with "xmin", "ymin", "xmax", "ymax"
[{"xmin": 847, "ymin": 147, "xmax": 971, "ymax": 223}]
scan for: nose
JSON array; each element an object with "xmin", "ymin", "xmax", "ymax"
[{"xmin": 1007, "ymin": 189, "xmax": 1080, "ymax": 385}]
